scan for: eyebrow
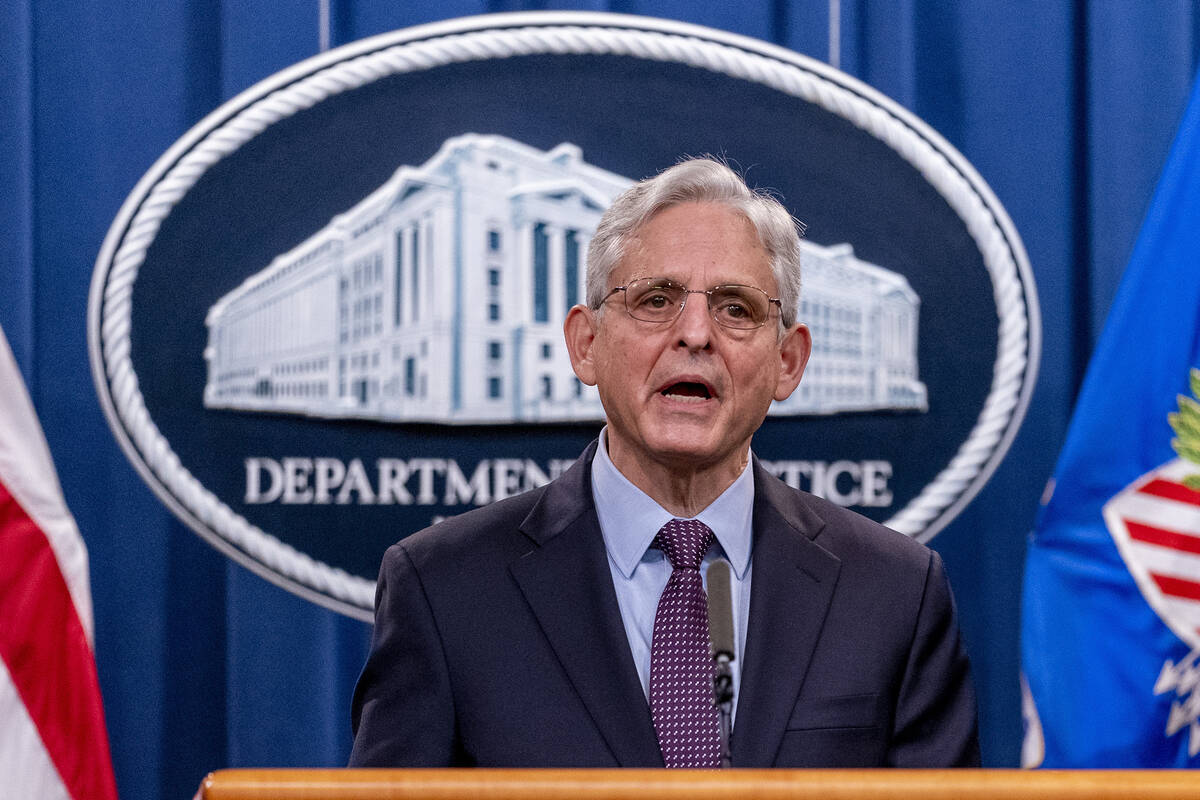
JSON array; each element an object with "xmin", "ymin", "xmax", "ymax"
[
  {"xmin": 630, "ymin": 275, "xmax": 773, "ymax": 292},
  {"xmin": 630, "ymin": 275, "xmax": 734, "ymax": 287}
]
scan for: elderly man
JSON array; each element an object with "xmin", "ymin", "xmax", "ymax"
[{"xmin": 349, "ymin": 158, "xmax": 980, "ymax": 768}]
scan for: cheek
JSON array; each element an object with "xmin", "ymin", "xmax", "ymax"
[
  {"xmin": 734, "ymin": 343, "xmax": 780, "ymax": 382},
  {"xmin": 603, "ymin": 328, "xmax": 660, "ymax": 376},
  {"xmin": 595, "ymin": 345, "xmax": 630, "ymax": 387},
  {"xmin": 593, "ymin": 350, "xmax": 640, "ymax": 405},
  {"xmin": 740, "ymin": 362, "xmax": 784, "ymax": 409}
]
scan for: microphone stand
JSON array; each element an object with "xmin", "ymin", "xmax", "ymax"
[{"xmin": 713, "ymin": 653, "xmax": 734, "ymax": 769}]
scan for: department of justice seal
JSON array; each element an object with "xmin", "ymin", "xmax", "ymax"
[{"xmin": 89, "ymin": 12, "xmax": 1040, "ymax": 619}]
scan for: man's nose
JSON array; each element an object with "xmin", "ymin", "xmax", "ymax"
[{"xmin": 674, "ymin": 291, "xmax": 714, "ymax": 350}]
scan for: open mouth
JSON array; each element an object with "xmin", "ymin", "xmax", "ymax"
[{"xmin": 660, "ymin": 381, "xmax": 713, "ymax": 400}]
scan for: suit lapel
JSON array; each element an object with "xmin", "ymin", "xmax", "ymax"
[
  {"xmin": 732, "ymin": 463, "xmax": 842, "ymax": 767},
  {"xmin": 508, "ymin": 444, "xmax": 663, "ymax": 767}
]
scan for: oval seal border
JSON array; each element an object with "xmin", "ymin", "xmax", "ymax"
[{"xmin": 88, "ymin": 11, "xmax": 1041, "ymax": 620}]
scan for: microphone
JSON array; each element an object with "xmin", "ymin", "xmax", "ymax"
[
  {"xmin": 707, "ymin": 560, "xmax": 735, "ymax": 663},
  {"xmin": 706, "ymin": 560, "xmax": 735, "ymax": 768}
]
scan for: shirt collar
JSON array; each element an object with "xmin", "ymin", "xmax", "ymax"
[{"xmin": 590, "ymin": 427, "xmax": 754, "ymax": 581}]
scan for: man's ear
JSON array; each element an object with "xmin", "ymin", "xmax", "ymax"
[
  {"xmin": 564, "ymin": 305, "xmax": 600, "ymax": 386},
  {"xmin": 774, "ymin": 322, "xmax": 812, "ymax": 402}
]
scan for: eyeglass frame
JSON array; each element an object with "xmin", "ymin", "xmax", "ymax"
[{"xmin": 596, "ymin": 276, "xmax": 784, "ymax": 330}]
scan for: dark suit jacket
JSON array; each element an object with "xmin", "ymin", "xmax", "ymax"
[{"xmin": 349, "ymin": 441, "xmax": 980, "ymax": 767}]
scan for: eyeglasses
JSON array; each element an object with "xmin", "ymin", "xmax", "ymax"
[{"xmin": 600, "ymin": 277, "xmax": 782, "ymax": 330}]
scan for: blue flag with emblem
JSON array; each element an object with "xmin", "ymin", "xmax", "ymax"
[
  {"xmin": 1021, "ymin": 70, "xmax": 1200, "ymax": 767},
  {"xmin": 1027, "ymin": 70, "xmax": 1200, "ymax": 767}
]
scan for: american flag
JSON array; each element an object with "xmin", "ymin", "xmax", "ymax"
[{"xmin": 0, "ymin": 326, "xmax": 118, "ymax": 800}]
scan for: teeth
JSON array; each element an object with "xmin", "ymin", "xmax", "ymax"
[
  {"xmin": 660, "ymin": 381, "xmax": 713, "ymax": 401},
  {"xmin": 663, "ymin": 390, "xmax": 710, "ymax": 402}
]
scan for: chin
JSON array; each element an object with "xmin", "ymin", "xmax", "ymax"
[{"xmin": 644, "ymin": 432, "xmax": 728, "ymax": 468}]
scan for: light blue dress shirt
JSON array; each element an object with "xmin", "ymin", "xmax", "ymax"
[{"xmin": 590, "ymin": 429, "xmax": 753, "ymax": 721}]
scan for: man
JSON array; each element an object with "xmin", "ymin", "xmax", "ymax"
[{"xmin": 349, "ymin": 158, "xmax": 980, "ymax": 768}]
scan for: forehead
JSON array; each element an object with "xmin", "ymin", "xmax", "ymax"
[{"xmin": 619, "ymin": 202, "xmax": 774, "ymax": 289}]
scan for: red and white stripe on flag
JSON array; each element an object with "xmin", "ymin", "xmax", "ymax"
[
  {"xmin": 1105, "ymin": 458, "xmax": 1200, "ymax": 649},
  {"xmin": 0, "ymin": 327, "xmax": 118, "ymax": 800}
]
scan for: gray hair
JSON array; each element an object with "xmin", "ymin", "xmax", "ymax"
[{"xmin": 586, "ymin": 158, "xmax": 804, "ymax": 327}]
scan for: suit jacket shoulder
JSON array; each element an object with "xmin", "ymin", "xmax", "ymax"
[{"xmin": 752, "ymin": 459, "xmax": 931, "ymax": 571}]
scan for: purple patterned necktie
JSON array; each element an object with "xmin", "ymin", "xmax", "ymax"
[{"xmin": 649, "ymin": 518, "xmax": 720, "ymax": 768}]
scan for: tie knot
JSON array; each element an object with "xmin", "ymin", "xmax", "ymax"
[{"xmin": 655, "ymin": 518, "xmax": 714, "ymax": 571}]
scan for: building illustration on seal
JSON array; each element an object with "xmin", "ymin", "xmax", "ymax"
[{"xmin": 202, "ymin": 134, "xmax": 926, "ymax": 424}]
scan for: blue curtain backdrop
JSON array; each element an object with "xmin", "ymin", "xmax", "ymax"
[{"xmin": 1, "ymin": 2, "xmax": 1198, "ymax": 798}]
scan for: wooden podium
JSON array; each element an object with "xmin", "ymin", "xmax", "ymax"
[{"xmin": 195, "ymin": 768, "xmax": 1200, "ymax": 799}]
